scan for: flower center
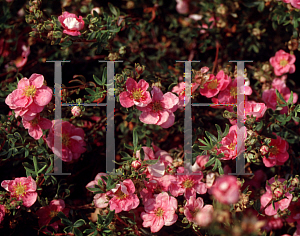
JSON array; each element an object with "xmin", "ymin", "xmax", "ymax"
[
  {"xmin": 152, "ymin": 101, "xmax": 163, "ymax": 112},
  {"xmin": 63, "ymin": 17, "xmax": 80, "ymax": 29},
  {"xmin": 49, "ymin": 211, "xmax": 58, "ymax": 218},
  {"xmin": 182, "ymin": 179, "xmax": 194, "ymax": 189},
  {"xmin": 230, "ymin": 87, "xmax": 237, "ymax": 98},
  {"xmin": 115, "ymin": 189, "xmax": 127, "ymax": 200},
  {"xmin": 13, "ymin": 182, "xmax": 27, "ymax": 197},
  {"xmin": 228, "ymin": 142, "xmax": 236, "ymax": 150},
  {"xmin": 23, "ymin": 85, "xmax": 36, "ymax": 97},
  {"xmin": 62, "ymin": 134, "xmax": 70, "ymax": 147},
  {"xmin": 30, "ymin": 117, "xmax": 39, "ymax": 126},
  {"xmin": 155, "ymin": 207, "xmax": 164, "ymax": 217},
  {"xmin": 207, "ymin": 79, "xmax": 218, "ymax": 90},
  {"xmin": 270, "ymin": 146, "xmax": 279, "ymax": 155},
  {"xmin": 280, "ymin": 59, "xmax": 288, "ymax": 67},
  {"xmin": 130, "ymin": 88, "xmax": 143, "ymax": 101}
]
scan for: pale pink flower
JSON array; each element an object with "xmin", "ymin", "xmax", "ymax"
[
  {"xmin": 200, "ymin": 70, "xmax": 230, "ymax": 98},
  {"xmin": 107, "ymin": 179, "xmax": 139, "ymax": 213},
  {"xmin": 270, "ymin": 50, "xmax": 296, "ymax": 76},
  {"xmin": 86, "ymin": 173, "xmax": 109, "ymax": 209},
  {"xmin": 169, "ymin": 167, "xmax": 207, "ymax": 199},
  {"xmin": 45, "ymin": 120, "xmax": 86, "ymax": 162},
  {"xmin": 1, "ymin": 176, "xmax": 37, "ymax": 207},
  {"xmin": 86, "ymin": 173, "xmax": 108, "ymax": 191},
  {"xmin": 58, "ymin": 11, "xmax": 85, "ymax": 36},
  {"xmin": 172, "ymin": 82, "xmax": 199, "ymax": 108},
  {"xmin": 6, "ymin": 43, "xmax": 30, "ymax": 69},
  {"xmin": 119, "ymin": 78, "xmax": 151, "ymax": 108},
  {"xmin": 71, "ymin": 106, "xmax": 81, "ymax": 117},
  {"xmin": 176, "ymin": 0, "xmax": 189, "ymax": 14},
  {"xmin": 260, "ymin": 177, "xmax": 292, "ymax": 216},
  {"xmin": 217, "ymin": 125, "xmax": 247, "ymax": 160},
  {"xmin": 137, "ymin": 86, "xmax": 179, "ymax": 128},
  {"xmin": 22, "ymin": 114, "xmax": 52, "ymax": 140},
  {"xmin": 5, "ymin": 74, "xmax": 52, "ymax": 118},
  {"xmin": 194, "ymin": 204, "xmax": 214, "ymax": 227},
  {"xmin": 184, "ymin": 196, "xmax": 213, "ymax": 226},
  {"xmin": 210, "ymin": 175, "xmax": 240, "ymax": 204},
  {"xmin": 291, "ymin": 0, "xmax": 300, "ymax": 9},
  {"xmin": 262, "ymin": 134, "xmax": 289, "ymax": 167},
  {"xmin": 36, "ymin": 199, "xmax": 69, "ymax": 230},
  {"xmin": 0, "ymin": 205, "xmax": 5, "ymax": 223},
  {"xmin": 141, "ymin": 192, "xmax": 178, "ymax": 233}
]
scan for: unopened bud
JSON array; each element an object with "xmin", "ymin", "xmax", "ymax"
[
  {"xmin": 135, "ymin": 63, "xmax": 145, "ymax": 74},
  {"xmin": 260, "ymin": 145, "xmax": 269, "ymax": 155},
  {"xmin": 273, "ymin": 187, "xmax": 284, "ymax": 198},
  {"xmin": 71, "ymin": 106, "xmax": 81, "ymax": 117},
  {"xmin": 131, "ymin": 160, "xmax": 141, "ymax": 169},
  {"xmin": 91, "ymin": 7, "xmax": 101, "ymax": 16}
]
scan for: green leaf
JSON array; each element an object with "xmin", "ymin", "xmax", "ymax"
[
  {"xmin": 93, "ymin": 74, "xmax": 103, "ymax": 86},
  {"xmin": 104, "ymin": 210, "xmax": 115, "ymax": 226},
  {"xmin": 73, "ymin": 219, "xmax": 86, "ymax": 228},
  {"xmin": 205, "ymin": 131, "xmax": 218, "ymax": 144},
  {"xmin": 73, "ymin": 227, "xmax": 83, "ymax": 236},
  {"xmin": 140, "ymin": 147, "xmax": 145, "ymax": 161},
  {"xmin": 275, "ymin": 89, "xmax": 287, "ymax": 106},
  {"xmin": 102, "ymin": 67, "xmax": 107, "ymax": 84},
  {"xmin": 108, "ymin": 3, "xmax": 118, "ymax": 16},
  {"xmin": 85, "ymin": 88, "xmax": 96, "ymax": 95},
  {"xmin": 97, "ymin": 214, "xmax": 104, "ymax": 224},
  {"xmin": 144, "ymin": 159, "xmax": 159, "ymax": 165},
  {"xmin": 133, "ymin": 129, "xmax": 138, "ymax": 149},
  {"xmin": 61, "ymin": 218, "xmax": 73, "ymax": 226},
  {"xmin": 257, "ymin": 1, "xmax": 265, "ymax": 12},
  {"xmin": 205, "ymin": 157, "xmax": 215, "ymax": 167},
  {"xmin": 287, "ymin": 91, "xmax": 294, "ymax": 105},
  {"xmin": 124, "ymin": 143, "xmax": 133, "ymax": 150}
]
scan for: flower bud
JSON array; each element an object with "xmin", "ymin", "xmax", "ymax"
[
  {"xmin": 260, "ymin": 145, "xmax": 269, "ymax": 155},
  {"xmin": 131, "ymin": 160, "xmax": 141, "ymax": 169},
  {"xmin": 273, "ymin": 187, "xmax": 284, "ymax": 198},
  {"xmin": 71, "ymin": 106, "xmax": 81, "ymax": 117},
  {"xmin": 91, "ymin": 7, "xmax": 101, "ymax": 16},
  {"xmin": 179, "ymin": 207, "xmax": 185, "ymax": 214},
  {"xmin": 119, "ymin": 46, "xmax": 126, "ymax": 55},
  {"xmin": 291, "ymin": 177, "xmax": 299, "ymax": 187},
  {"xmin": 135, "ymin": 63, "xmax": 145, "ymax": 75}
]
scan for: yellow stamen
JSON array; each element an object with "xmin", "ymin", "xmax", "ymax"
[
  {"xmin": 62, "ymin": 134, "xmax": 70, "ymax": 147},
  {"xmin": 155, "ymin": 207, "xmax": 164, "ymax": 217},
  {"xmin": 230, "ymin": 87, "xmax": 237, "ymax": 98},
  {"xmin": 130, "ymin": 88, "xmax": 144, "ymax": 101},
  {"xmin": 207, "ymin": 79, "xmax": 218, "ymax": 90},
  {"xmin": 270, "ymin": 146, "xmax": 279, "ymax": 155},
  {"xmin": 49, "ymin": 211, "xmax": 58, "ymax": 218},
  {"xmin": 115, "ymin": 189, "xmax": 127, "ymax": 200},
  {"xmin": 280, "ymin": 59, "xmax": 288, "ymax": 67},
  {"xmin": 182, "ymin": 179, "xmax": 194, "ymax": 189},
  {"xmin": 152, "ymin": 101, "xmax": 163, "ymax": 112},
  {"xmin": 23, "ymin": 85, "xmax": 37, "ymax": 97},
  {"xmin": 13, "ymin": 182, "xmax": 27, "ymax": 197}
]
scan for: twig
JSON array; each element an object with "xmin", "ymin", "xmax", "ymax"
[{"xmin": 212, "ymin": 41, "xmax": 220, "ymax": 74}]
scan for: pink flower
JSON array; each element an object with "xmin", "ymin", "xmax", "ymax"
[
  {"xmin": 86, "ymin": 173, "xmax": 109, "ymax": 209},
  {"xmin": 176, "ymin": 0, "xmax": 189, "ymax": 14},
  {"xmin": 22, "ymin": 114, "xmax": 52, "ymax": 140},
  {"xmin": 238, "ymin": 101, "xmax": 267, "ymax": 121},
  {"xmin": 217, "ymin": 125, "xmax": 247, "ymax": 160},
  {"xmin": 141, "ymin": 192, "xmax": 178, "ymax": 233},
  {"xmin": 291, "ymin": 0, "xmax": 300, "ymax": 9},
  {"xmin": 36, "ymin": 199, "xmax": 69, "ymax": 230},
  {"xmin": 6, "ymin": 43, "xmax": 30, "ymax": 69},
  {"xmin": 0, "ymin": 205, "xmax": 5, "ymax": 223},
  {"xmin": 45, "ymin": 120, "xmax": 86, "ymax": 162},
  {"xmin": 169, "ymin": 167, "xmax": 207, "ymax": 199},
  {"xmin": 262, "ymin": 79, "xmax": 298, "ymax": 113},
  {"xmin": 210, "ymin": 175, "xmax": 240, "ymax": 204},
  {"xmin": 86, "ymin": 173, "xmax": 108, "ymax": 191},
  {"xmin": 270, "ymin": 50, "xmax": 296, "ymax": 76},
  {"xmin": 137, "ymin": 86, "xmax": 179, "ymax": 128},
  {"xmin": 192, "ymin": 155, "xmax": 209, "ymax": 172},
  {"xmin": 58, "ymin": 11, "xmax": 84, "ymax": 36},
  {"xmin": 200, "ymin": 70, "xmax": 230, "ymax": 98},
  {"xmin": 262, "ymin": 134, "xmax": 289, "ymax": 167},
  {"xmin": 172, "ymin": 82, "xmax": 199, "ymax": 108},
  {"xmin": 184, "ymin": 196, "xmax": 213, "ymax": 226},
  {"xmin": 1, "ymin": 176, "xmax": 37, "ymax": 207},
  {"xmin": 286, "ymin": 200, "xmax": 300, "ymax": 224},
  {"xmin": 194, "ymin": 204, "xmax": 214, "ymax": 227},
  {"xmin": 5, "ymin": 74, "xmax": 52, "ymax": 118},
  {"xmin": 260, "ymin": 177, "xmax": 292, "ymax": 216},
  {"xmin": 119, "ymin": 78, "xmax": 151, "ymax": 108},
  {"xmin": 107, "ymin": 179, "xmax": 139, "ymax": 213},
  {"xmin": 217, "ymin": 77, "xmax": 252, "ymax": 110}
]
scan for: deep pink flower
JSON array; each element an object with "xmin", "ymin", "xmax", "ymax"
[
  {"xmin": 1, "ymin": 176, "xmax": 37, "ymax": 207},
  {"xmin": 262, "ymin": 134, "xmax": 289, "ymax": 167},
  {"xmin": 270, "ymin": 50, "xmax": 296, "ymax": 76},
  {"xmin": 210, "ymin": 175, "xmax": 240, "ymax": 204},
  {"xmin": 5, "ymin": 74, "xmax": 52, "ymax": 118},
  {"xmin": 22, "ymin": 114, "xmax": 52, "ymax": 140},
  {"xmin": 119, "ymin": 78, "xmax": 151, "ymax": 108},
  {"xmin": 286, "ymin": 200, "xmax": 300, "ymax": 224},
  {"xmin": 58, "ymin": 11, "xmax": 84, "ymax": 36},
  {"xmin": 172, "ymin": 82, "xmax": 199, "ymax": 108},
  {"xmin": 45, "ymin": 120, "xmax": 86, "ymax": 162},
  {"xmin": 200, "ymin": 70, "xmax": 230, "ymax": 98},
  {"xmin": 260, "ymin": 177, "xmax": 292, "ymax": 216},
  {"xmin": 107, "ymin": 179, "xmax": 139, "ymax": 213},
  {"xmin": 36, "ymin": 199, "xmax": 69, "ymax": 230},
  {"xmin": 238, "ymin": 101, "xmax": 267, "ymax": 122},
  {"xmin": 169, "ymin": 167, "xmax": 207, "ymax": 199},
  {"xmin": 291, "ymin": 0, "xmax": 300, "ymax": 9},
  {"xmin": 192, "ymin": 155, "xmax": 209, "ymax": 172},
  {"xmin": 137, "ymin": 86, "xmax": 179, "ymax": 128},
  {"xmin": 262, "ymin": 79, "xmax": 298, "ymax": 113},
  {"xmin": 217, "ymin": 77, "xmax": 252, "ymax": 111},
  {"xmin": 141, "ymin": 192, "xmax": 178, "ymax": 233},
  {"xmin": 0, "ymin": 205, "xmax": 5, "ymax": 224},
  {"xmin": 217, "ymin": 125, "xmax": 247, "ymax": 160}
]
